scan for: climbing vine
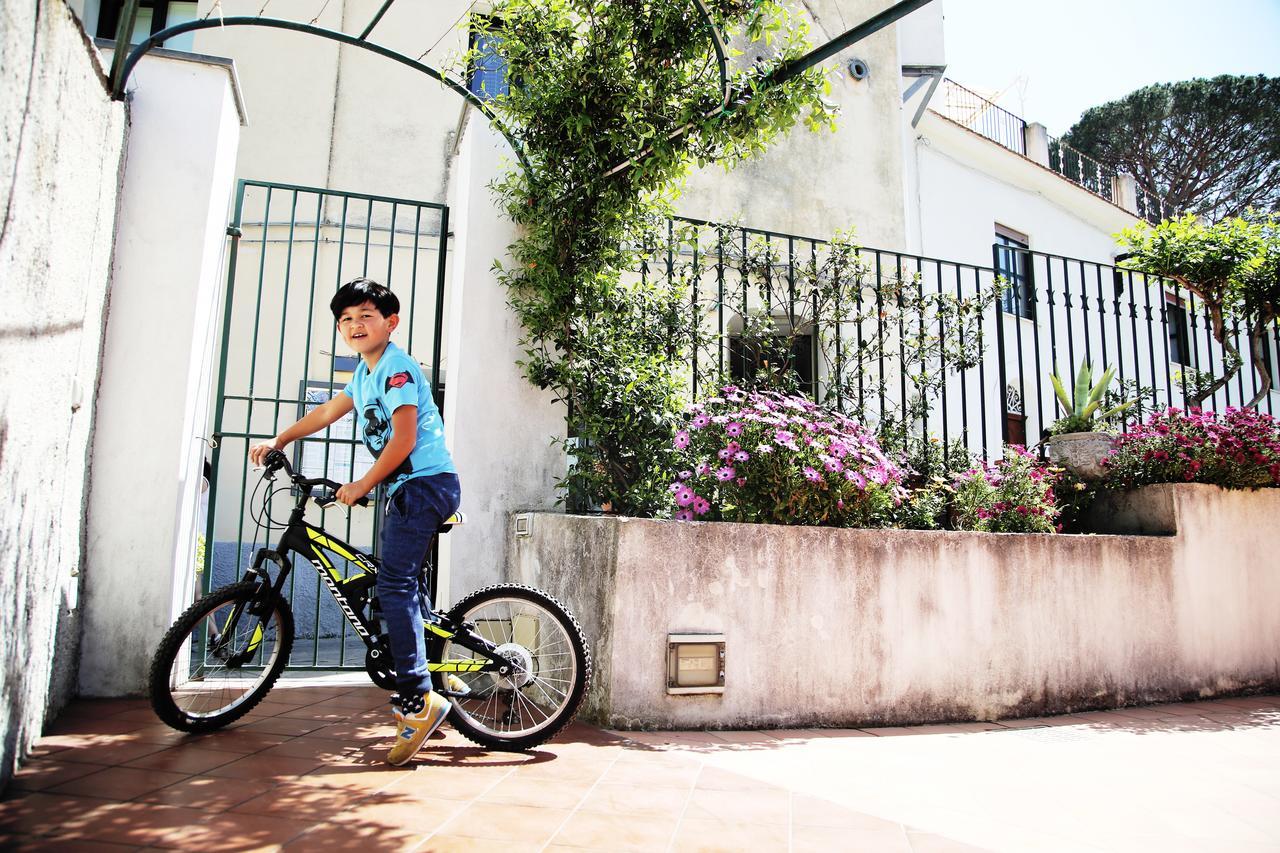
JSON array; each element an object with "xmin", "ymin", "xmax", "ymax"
[{"xmin": 470, "ymin": 0, "xmax": 837, "ymax": 513}]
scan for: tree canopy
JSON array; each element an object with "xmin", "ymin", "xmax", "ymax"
[{"xmin": 1064, "ymin": 75, "xmax": 1280, "ymax": 222}]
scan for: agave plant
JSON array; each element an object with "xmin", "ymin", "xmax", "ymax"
[{"xmin": 1049, "ymin": 362, "xmax": 1135, "ymax": 435}]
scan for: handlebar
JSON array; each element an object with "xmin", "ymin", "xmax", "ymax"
[{"xmin": 262, "ymin": 449, "xmax": 371, "ymax": 508}]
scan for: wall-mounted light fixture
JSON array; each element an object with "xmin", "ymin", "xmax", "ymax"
[
  {"xmin": 513, "ymin": 513, "xmax": 532, "ymax": 538},
  {"xmin": 667, "ymin": 633, "xmax": 725, "ymax": 694}
]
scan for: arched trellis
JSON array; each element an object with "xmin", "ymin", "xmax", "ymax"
[{"xmin": 106, "ymin": 0, "xmax": 936, "ymax": 182}]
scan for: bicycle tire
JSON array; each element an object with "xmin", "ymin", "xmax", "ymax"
[
  {"xmin": 431, "ymin": 583, "xmax": 591, "ymax": 752},
  {"xmin": 148, "ymin": 580, "xmax": 294, "ymax": 732}
]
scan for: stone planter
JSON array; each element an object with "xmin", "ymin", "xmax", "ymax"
[
  {"xmin": 508, "ymin": 485, "xmax": 1280, "ymax": 730},
  {"xmin": 1047, "ymin": 430, "xmax": 1113, "ymax": 480}
]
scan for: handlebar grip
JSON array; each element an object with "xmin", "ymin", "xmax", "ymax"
[{"xmin": 316, "ymin": 491, "xmax": 371, "ymax": 508}]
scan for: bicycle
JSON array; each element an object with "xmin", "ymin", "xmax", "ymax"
[{"xmin": 148, "ymin": 449, "xmax": 591, "ymax": 751}]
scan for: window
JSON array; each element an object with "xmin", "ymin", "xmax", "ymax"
[
  {"xmin": 468, "ymin": 19, "xmax": 509, "ymax": 102},
  {"xmin": 1005, "ymin": 384, "xmax": 1027, "ymax": 446},
  {"xmin": 994, "ymin": 227, "xmax": 1034, "ymax": 319},
  {"xmin": 1165, "ymin": 294, "xmax": 1190, "ymax": 366},
  {"xmin": 92, "ymin": 1, "xmax": 199, "ymax": 52},
  {"xmin": 728, "ymin": 333, "xmax": 816, "ymax": 400}
]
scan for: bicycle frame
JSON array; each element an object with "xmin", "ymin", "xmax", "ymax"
[{"xmin": 236, "ymin": 478, "xmax": 511, "ymax": 678}]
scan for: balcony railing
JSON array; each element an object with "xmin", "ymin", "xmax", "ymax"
[
  {"xmin": 937, "ymin": 78, "xmax": 1027, "ymax": 155},
  {"xmin": 932, "ymin": 79, "xmax": 1175, "ymax": 224}
]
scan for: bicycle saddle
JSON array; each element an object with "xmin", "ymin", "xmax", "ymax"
[{"xmin": 438, "ymin": 510, "xmax": 466, "ymax": 534}]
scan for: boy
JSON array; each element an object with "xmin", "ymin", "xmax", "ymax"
[{"xmin": 249, "ymin": 277, "xmax": 460, "ymax": 766}]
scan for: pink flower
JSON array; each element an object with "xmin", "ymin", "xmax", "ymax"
[
  {"xmin": 692, "ymin": 497, "xmax": 711, "ymax": 515},
  {"xmin": 674, "ymin": 510, "xmax": 695, "ymax": 522},
  {"xmin": 733, "ymin": 450, "xmax": 750, "ymax": 462},
  {"xmin": 674, "ymin": 430, "xmax": 691, "ymax": 449},
  {"xmin": 725, "ymin": 422, "xmax": 743, "ymax": 437},
  {"xmin": 675, "ymin": 487, "xmax": 695, "ymax": 507},
  {"xmin": 715, "ymin": 466, "xmax": 736, "ymax": 482},
  {"xmin": 691, "ymin": 414, "xmax": 711, "ymax": 430},
  {"xmin": 803, "ymin": 466, "xmax": 821, "ymax": 482}
]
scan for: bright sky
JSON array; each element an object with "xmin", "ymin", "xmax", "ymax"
[{"xmin": 939, "ymin": 0, "xmax": 1280, "ymax": 135}]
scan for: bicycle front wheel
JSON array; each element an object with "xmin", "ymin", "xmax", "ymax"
[
  {"xmin": 148, "ymin": 580, "xmax": 294, "ymax": 732},
  {"xmin": 433, "ymin": 584, "xmax": 590, "ymax": 751}
]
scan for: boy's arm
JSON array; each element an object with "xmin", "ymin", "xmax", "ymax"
[
  {"xmin": 248, "ymin": 393, "xmax": 355, "ymax": 465},
  {"xmin": 335, "ymin": 404, "xmax": 416, "ymax": 505}
]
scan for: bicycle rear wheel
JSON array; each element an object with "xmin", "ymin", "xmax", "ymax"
[
  {"xmin": 432, "ymin": 584, "xmax": 590, "ymax": 751},
  {"xmin": 149, "ymin": 580, "xmax": 294, "ymax": 732}
]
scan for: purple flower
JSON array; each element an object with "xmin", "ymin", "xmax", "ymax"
[
  {"xmin": 733, "ymin": 450, "xmax": 750, "ymax": 462},
  {"xmin": 735, "ymin": 477, "xmax": 747, "ymax": 487},
  {"xmin": 718, "ymin": 448, "xmax": 733, "ymax": 460},
  {"xmin": 697, "ymin": 462, "xmax": 712, "ymax": 476},
  {"xmin": 674, "ymin": 430, "xmax": 691, "ymax": 449},
  {"xmin": 803, "ymin": 466, "xmax": 821, "ymax": 482},
  {"xmin": 674, "ymin": 510, "xmax": 695, "ymax": 522},
  {"xmin": 678, "ymin": 470, "xmax": 693, "ymax": 480},
  {"xmin": 847, "ymin": 470, "xmax": 867, "ymax": 489},
  {"xmin": 828, "ymin": 441, "xmax": 848, "ymax": 458},
  {"xmin": 725, "ymin": 422, "xmax": 743, "ymax": 437},
  {"xmin": 716, "ymin": 466, "xmax": 736, "ymax": 482},
  {"xmin": 726, "ymin": 441, "xmax": 741, "ymax": 453},
  {"xmin": 668, "ymin": 483, "xmax": 682, "ymax": 494},
  {"xmin": 691, "ymin": 414, "xmax": 711, "ymax": 430},
  {"xmin": 675, "ymin": 487, "xmax": 695, "ymax": 507},
  {"xmin": 774, "ymin": 430, "xmax": 795, "ymax": 445},
  {"xmin": 756, "ymin": 444, "xmax": 774, "ymax": 455},
  {"xmin": 692, "ymin": 497, "xmax": 711, "ymax": 515},
  {"xmin": 824, "ymin": 457, "xmax": 844, "ymax": 473}
]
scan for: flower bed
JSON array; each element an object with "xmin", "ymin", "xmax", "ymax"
[{"xmin": 1104, "ymin": 407, "xmax": 1280, "ymax": 489}]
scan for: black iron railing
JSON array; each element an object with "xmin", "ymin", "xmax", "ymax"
[
  {"xmin": 937, "ymin": 78, "xmax": 1027, "ymax": 154},
  {"xmin": 649, "ymin": 219, "xmax": 1279, "ymax": 464}
]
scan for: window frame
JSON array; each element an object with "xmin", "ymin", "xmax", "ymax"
[
  {"xmin": 1164, "ymin": 292, "xmax": 1191, "ymax": 367},
  {"xmin": 994, "ymin": 225, "xmax": 1035, "ymax": 320}
]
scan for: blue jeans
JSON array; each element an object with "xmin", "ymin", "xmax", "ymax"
[{"xmin": 378, "ymin": 472, "xmax": 461, "ymax": 696}]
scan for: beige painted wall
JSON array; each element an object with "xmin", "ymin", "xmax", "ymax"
[
  {"xmin": 513, "ymin": 485, "xmax": 1280, "ymax": 729},
  {"xmin": 0, "ymin": 1, "xmax": 126, "ymax": 789}
]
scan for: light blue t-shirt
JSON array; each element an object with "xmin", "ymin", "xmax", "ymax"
[{"xmin": 342, "ymin": 342, "xmax": 454, "ymax": 494}]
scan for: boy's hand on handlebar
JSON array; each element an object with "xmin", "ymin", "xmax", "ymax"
[
  {"xmin": 336, "ymin": 479, "xmax": 373, "ymax": 506},
  {"xmin": 249, "ymin": 439, "xmax": 285, "ymax": 466}
]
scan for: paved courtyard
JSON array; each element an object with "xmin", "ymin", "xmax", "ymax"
[{"xmin": 2, "ymin": 678, "xmax": 1277, "ymax": 851}]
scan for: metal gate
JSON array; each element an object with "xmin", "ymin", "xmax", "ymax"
[{"xmin": 203, "ymin": 179, "xmax": 450, "ymax": 671}]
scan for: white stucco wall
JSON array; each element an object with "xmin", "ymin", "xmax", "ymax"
[
  {"xmin": 80, "ymin": 49, "xmax": 243, "ymax": 696},
  {"xmin": 440, "ymin": 120, "xmax": 567, "ymax": 603},
  {"xmin": 515, "ymin": 485, "xmax": 1280, "ymax": 729},
  {"xmin": 0, "ymin": 1, "xmax": 126, "ymax": 790}
]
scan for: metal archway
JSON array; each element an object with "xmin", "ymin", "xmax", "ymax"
[{"xmin": 106, "ymin": 0, "xmax": 937, "ymax": 182}]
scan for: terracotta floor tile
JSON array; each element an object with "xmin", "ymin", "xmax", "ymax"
[
  {"xmin": 683, "ymin": 788, "xmax": 790, "ymax": 825},
  {"xmin": 45, "ymin": 718, "xmax": 147, "ymax": 738},
  {"xmin": 282, "ymin": 820, "xmax": 428, "ymax": 851},
  {"xmin": 227, "ymin": 780, "xmax": 360, "ymax": 821},
  {"xmin": 8, "ymin": 836, "xmax": 141, "ymax": 852},
  {"xmin": 599, "ymin": 761, "xmax": 700, "ymax": 789},
  {"xmin": 327, "ymin": 790, "xmax": 463, "ymax": 833},
  {"xmin": 123, "ymin": 746, "xmax": 242, "ymax": 775},
  {"xmin": 0, "ymin": 792, "xmax": 112, "ymax": 836},
  {"xmin": 274, "ymin": 707, "xmax": 355, "ymax": 723},
  {"xmin": 704, "ymin": 730, "xmax": 785, "ymax": 746},
  {"xmin": 418, "ymin": 834, "xmax": 545, "ymax": 853},
  {"xmin": 576, "ymin": 782, "xmax": 690, "ymax": 818},
  {"xmin": 241, "ymin": 715, "xmax": 331, "ymax": 737},
  {"xmin": 435, "ymin": 801, "xmax": 572, "ymax": 844},
  {"xmin": 179, "ymin": 810, "xmax": 316, "ymax": 849},
  {"xmin": 476, "ymin": 776, "xmax": 591, "ymax": 810},
  {"xmin": 55, "ymin": 741, "xmax": 171, "ymax": 767},
  {"xmin": 549, "ymin": 809, "xmax": 675, "ymax": 852},
  {"xmin": 509, "ymin": 759, "xmax": 615, "ymax": 785},
  {"xmin": 794, "ymin": 825, "xmax": 912, "ymax": 852},
  {"xmin": 670, "ymin": 817, "xmax": 788, "ymax": 852},
  {"xmin": 256, "ymin": 737, "xmax": 356, "ymax": 763},
  {"xmin": 185, "ymin": 729, "xmax": 292, "ymax": 754},
  {"xmin": 694, "ymin": 764, "xmax": 784, "ymax": 792},
  {"xmin": 204, "ymin": 752, "xmax": 326, "ymax": 781},
  {"xmin": 57, "ymin": 801, "xmax": 209, "ymax": 847},
  {"xmin": 791, "ymin": 794, "xmax": 902, "ymax": 830},
  {"xmin": 9, "ymin": 760, "xmax": 108, "ymax": 792},
  {"xmin": 905, "ymin": 830, "xmax": 994, "ymax": 851},
  {"xmin": 295, "ymin": 761, "xmax": 413, "ymax": 795},
  {"xmin": 137, "ymin": 774, "xmax": 278, "ymax": 812},
  {"xmin": 49, "ymin": 767, "xmax": 192, "ymax": 801},
  {"xmin": 382, "ymin": 766, "xmax": 511, "ymax": 802}
]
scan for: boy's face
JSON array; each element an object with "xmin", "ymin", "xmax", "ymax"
[{"xmin": 337, "ymin": 300, "xmax": 398, "ymax": 357}]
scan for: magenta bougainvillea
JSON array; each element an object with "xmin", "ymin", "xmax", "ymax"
[
  {"xmin": 668, "ymin": 387, "xmax": 907, "ymax": 526},
  {"xmin": 1103, "ymin": 407, "xmax": 1280, "ymax": 489}
]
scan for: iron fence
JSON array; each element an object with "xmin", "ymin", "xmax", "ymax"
[
  {"xmin": 937, "ymin": 78, "xmax": 1027, "ymax": 155},
  {"xmin": 649, "ymin": 218, "xmax": 1280, "ymax": 467}
]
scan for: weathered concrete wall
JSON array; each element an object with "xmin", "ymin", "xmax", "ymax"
[
  {"xmin": 80, "ymin": 49, "xmax": 242, "ymax": 696},
  {"xmin": 512, "ymin": 485, "xmax": 1280, "ymax": 729},
  {"xmin": 0, "ymin": 2, "xmax": 125, "ymax": 789}
]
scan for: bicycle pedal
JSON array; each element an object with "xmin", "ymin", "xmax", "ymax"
[{"xmin": 444, "ymin": 674, "xmax": 471, "ymax": 696}]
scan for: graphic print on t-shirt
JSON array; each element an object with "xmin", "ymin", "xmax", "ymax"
[
  {"xmin": 386, "ymin": 371, "xmax": 413, "ymax": 391},
  {"xmin": 360, "ymin": 399, "xmax": 413, "ymax": 480}
]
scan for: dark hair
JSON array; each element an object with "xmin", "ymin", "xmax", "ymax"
[{"xmin": 330, "ymin": 278, "xmax": 400, "ymax": 319}]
